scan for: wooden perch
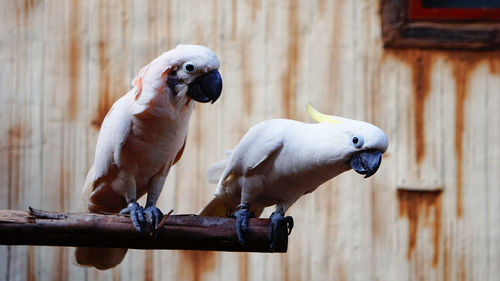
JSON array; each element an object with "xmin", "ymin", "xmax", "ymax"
[{"xmin": 0, "ymin": 208, "xmax": 287, "ymax": 253}]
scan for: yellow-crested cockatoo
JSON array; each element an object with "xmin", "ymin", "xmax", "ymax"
[
  {"xmin": 75, "ymin": 44, "xmax": 222, "ymax": 269},
  {"xmin": 199, "ymin": 104, "xmax": 388, "ymax": 250}
]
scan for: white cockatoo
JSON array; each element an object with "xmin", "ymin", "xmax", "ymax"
[
  {"xmin": 199, "ymin": 104, "xmax": 388, "ymax": 250},
  {"xmin": 75, "ymin": 44, "xmax": 222, "ymax": 269}
]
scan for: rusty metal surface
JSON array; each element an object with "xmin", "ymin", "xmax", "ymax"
[{"xmin": 1, "ymin": 0, "xmax": 500, "ymax": 281}]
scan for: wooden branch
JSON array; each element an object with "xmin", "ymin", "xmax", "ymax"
[{"xmin": 0, "ymin": 208, "xmax": 287, "ymax": 253}]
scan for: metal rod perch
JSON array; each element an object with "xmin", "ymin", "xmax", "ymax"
[{"xmin": 0, "ymin": 208, "xmax": 287, "ymax": 253}]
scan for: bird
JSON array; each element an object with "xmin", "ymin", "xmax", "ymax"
[
  {"xmin": 75, "ymin": 44, "xmax": 223, "ymax": 270},
  {"xmin": 199, "ymin": 104, "xmax": 388, "ymax": 250}
]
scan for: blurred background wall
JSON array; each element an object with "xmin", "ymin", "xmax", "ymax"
[{"xmin": 1, "ymin": 0, "xmax": 500, "ymax": 280}]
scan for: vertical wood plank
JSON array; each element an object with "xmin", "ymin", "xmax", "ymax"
[
  {"xmin": 39, "ymin": 0, "xmax": 89, "ymax": 280},
  {"xmin": 1, "ymin": 1, "xmax": 47, "ymax": 280},
  {"xmin": 452, "ymin": 62, "xmax": 489, "ymax": 281},
  {"xmin": 486, "ymin": 59, "xmax": 500, "ymax": 281},
  {"xmin": 467, "ymin": 64, "xmax": 489, "ymax": 281},
  {"xmin": 0, "ymin": 1, "xmax": 19, "ymax": 279},
  {"xmin": 83, "ymin": 1, "xmax": 134, "ymax": 280}
]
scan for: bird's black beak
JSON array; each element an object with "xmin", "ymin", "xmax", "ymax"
[
  {"xmin": 187, "ymin": 69, "xmax": 223, "ymax": 103},
  {"xmin": 349, "ymin": 149, "xmax": 382, "ymax": 178}
]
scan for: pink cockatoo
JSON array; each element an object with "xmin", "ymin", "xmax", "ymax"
[{"xmin": 75, "ymin": 44, "xmax": 222, "ymax": 269}]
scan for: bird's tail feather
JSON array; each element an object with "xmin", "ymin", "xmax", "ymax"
[
  {"xmin": 202, "ymin": 150, "xmax": 235, "ymax": 216},
  {"xmin": 206, "ymin": 149, "xmax": 234, "ymax": 184},
  {"xmin": 198, "ymin": 197, "xmax": 265, "ymax": 218},
  {"xmin": 74, "ymin": 166, "xmax": 94, "ymax": 212},
  {"xmin": 74, "ymin": 247, "xmax": 127, "ymax": 270},
  {"xmin": 73, "ymin": 166, "xmax": 128, "ymax": 270},
  {"xmin": 202, "ymin": 150, "xmax": 266, "ymax": 218},
  {"xmin": 198, "ymin": 197, "xmax": 231, "ymax": 217}
]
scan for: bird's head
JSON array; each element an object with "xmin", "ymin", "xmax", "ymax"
[
  {"xmin": 307, "ymin": 104, "xmax": 389, "ymax": 178},
  {"xmin": 132, "ymin": 44, "xmax": 222, "ymax": 106}
]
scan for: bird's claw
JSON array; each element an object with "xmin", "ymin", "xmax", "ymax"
[
  {"xmin": 269, "ymin": 211, "xmax": 294, "ymax": 252},
  {"xmin": 231, "ymin": 204, "xmax": 255, "ymax": 247},
  {"xmin": 144, "ymin": 205, "xmax": 164, "ymax": 234},
  {"xmin": 120, "ymin": 201, "xmax": 164, "ymax": 237},
  {"xmin": 119, "ymin": 200, "xmax": 146, "ymax": 233}
]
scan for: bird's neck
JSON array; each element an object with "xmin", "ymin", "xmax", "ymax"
[{"xmin": 130, "ymin": 86, "xmax": 194, "ymax": 120}]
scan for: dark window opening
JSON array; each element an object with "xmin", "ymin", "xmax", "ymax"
[
  {"xmin": 422, "ymin": 0, "xmax": 500, "ymax": 8},
  {"xmin": 409, "ymin": 0, "xmax": 500, "ymax": 20}
]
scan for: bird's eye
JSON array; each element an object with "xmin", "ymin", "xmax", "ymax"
[
  {"xmin": 351, "ymin": 135, "xmax": 364, "ymax": 148},
  {"xmin": 183, "ymin": 62, "xmax": 196, "ymax": 73}
]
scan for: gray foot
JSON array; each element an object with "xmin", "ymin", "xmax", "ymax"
[
  {"xmin": 269, "ymin": 211, "xmax": 294, "ymax": 252},
  {"xmin": 119, "ymin": 200, "xmax": 146, "ymax": 233},
  {"xmin": 144, "ymin": 205, "xmax": 164, "ymax": 234},
  {"xmin": 231, "ymin": 203, "xmax": 255, "ymax": 247}
]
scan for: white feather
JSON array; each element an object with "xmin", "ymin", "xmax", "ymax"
[{"xmin": 205, "ymin": 150, "xmax": 235, "ymax": 184}]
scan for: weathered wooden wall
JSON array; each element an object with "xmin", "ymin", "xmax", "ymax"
[{"xmin": 1, "ymin": 0, "xmax": 499, "ymax": 280}]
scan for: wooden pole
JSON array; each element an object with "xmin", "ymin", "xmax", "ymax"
[{"xmin": 0, "ymin": 208, "xmax": 287, "ymax": 253}]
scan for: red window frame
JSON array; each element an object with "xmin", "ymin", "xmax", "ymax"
[
  {"xmin": 408, "ymin": 0, "xmax": 500, "ymax": 20},
  {"xmin": 381, "ymin": 0, "xmax": 500, "ymax": 49}
]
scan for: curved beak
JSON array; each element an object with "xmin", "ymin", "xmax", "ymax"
[
  {"xmin": 187, "ymin": 69, "xmax": 223, "ymax": 103},
  {"xmin": 349, "ymin": 149, "xmax": 382, "ymax": 178}
]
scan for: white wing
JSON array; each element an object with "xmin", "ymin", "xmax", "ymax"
[
  {"xmin": 219, "ymin": 120, "xmax": 286, "ymax": 183},
  {"xmin": 92, "ymin": 94, "xmax": 133, "ymax": 182}
]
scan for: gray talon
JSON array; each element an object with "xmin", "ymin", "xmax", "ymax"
[
  {"xmin": 144, "ymin": 206, "xmax": 164, "ymax": 233},
  {"xmin": 269, "ymin": 212, "xmax": 294, "ymax": 252},
  {"xmin": 231, "ymin": 203, "xmax": 255, "ymax": 246},
  {"xmin": 120, "ymin": 201, "xmax": 146, "ymax": 233}
]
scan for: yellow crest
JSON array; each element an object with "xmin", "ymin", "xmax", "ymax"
[{"xmin": 306, "ymin": 104, "xmax": 342, "ymax": 124}]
